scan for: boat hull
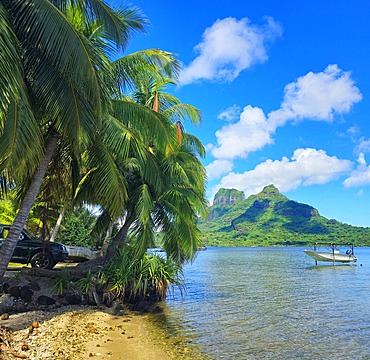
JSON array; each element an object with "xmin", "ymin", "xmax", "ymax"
[{"xmin": 304, "ymin": 250, "xmax": 357, "ymax": 263}]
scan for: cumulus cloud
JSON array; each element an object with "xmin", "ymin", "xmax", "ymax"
[
  {"xmin": 206, "ymin": 159, "xmax": 234, "ymax": 180},
  {"xmin": 179, "ymin": 17, "xmax": 282, "ymax": 85},
  {"xmin": 357, "ymin": 138, "xmax": 370, "ymax": 153},
  {"xmin": 207, "ymin": 65, "xmax": 362, "ymax": 168},
  {"xmin": 343, "ymin": 153, "xmax": 370, "ymax": 188},
  {"xmin": 218, "ymin": 105, "xmax": 241, "ymax": 122},
  {"xmin": 268, "ymin": 65, "xmax": 363, "ymax": 129},
  {"xmin": 211, "ymin": 148, "xmax": 353, "ymax": 198},
  {"xmin": 210, "ymin": 105, "xmax": 273, "ymax": 160}
]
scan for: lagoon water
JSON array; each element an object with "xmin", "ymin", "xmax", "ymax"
[{"xmin": 156, "ymin": 246, "xmax": 370, "ymax": 359}]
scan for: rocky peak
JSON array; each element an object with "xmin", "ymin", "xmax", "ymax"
[
  {"xmin": 260, "ymin": 184, "xmax": 280, "ymax": 196},
  {"xmin": 213, "ymin": 188, "xmax": 245, "ymax": 206}
]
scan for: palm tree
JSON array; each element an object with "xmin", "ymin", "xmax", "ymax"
[
  {"xmin": 102, "ymin": 129, "xmax": 207, "ymax": 264},
  {"xmin": 19, "ymin": 6, "xmax": 181, "ymax": 250},
  {"xmin": 100, "ymin": 72, "xmax": 207, "ymax": 264},
  {"xmin": 0, "ymin": 0, "xmax": 148, "ymax": 279}
]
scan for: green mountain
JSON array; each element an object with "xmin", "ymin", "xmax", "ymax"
[{"xmin": 200, "ymin": 185, "xmax": 370, "ymax": 246}]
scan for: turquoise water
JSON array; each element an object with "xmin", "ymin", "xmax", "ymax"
[{"xmin": 159, "ymin": 247, "xmax": 370, "ymax": 359}]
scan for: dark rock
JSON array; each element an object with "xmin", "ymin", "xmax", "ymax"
[
  {"xmin": 0, "ymin": 294, "xmax": 15, "ymax": 312},
  {"xmin": 0, "ymin": 283, "xmax": 8, "ymax": 294},
  {"xmin": 20, "ymin": 286, "xmax": 34, "ymax": 302},
  {"xmin": 152, "ymin": 305, "xmax": 163, "ymax": 313},
  {"xmin": 29, "ymin": 281, "xmax": 41, "ymax": 291},
  {"xmin": 134, "ymin": 300, "xmax": 150, "ymax": 313},
  {"xmin": 147, "ymin": 293, "xmax": 158, "ymax": 303},
  {"xmin": 8, "ymin": 286, "xmax": 21, "ymax": 298},
  {"xmin": 37, "ymin": 295, "xmax": 56, "ymax": 306},
  {"xmin": 105, "ymin": 300, "xmax": 124, "ymax": 315},
  {"xmin": 81, "ymin": 295, "xmax": 88, "ymax": 305},
  {"xmin": 64, "ymin": 293, "xmax": 82, "ymax": 305},
  {"xmin": 2, "ymin": 283, "xmax": 10, "ymax": 293}
]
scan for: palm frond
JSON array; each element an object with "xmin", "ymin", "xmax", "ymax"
[
  {"xmin": 103, "ymin": 114, "xmax": 148, "ymax": 164},
  {"xmin": 13, "ymin": 0, "xmax": 102, "ymax": 108},
  {"xmin": 113, "ymin": 49, "xmax": 180, "ymax": 91},
  {"xmin": 83, "ymin": 137, "xmax": 128, "ymax": 218},
  {"xmin": 181, "ymin": 133, "xmax": 206, "ymax": 158},
  {"xmin": 0, "ymin": 3, "xmax": 23, "ymax": 118},
  {"xmin": 130, "ymin": 183, "xmax": 156, "ymax": 256},
  {"xmin": 111, "ymin": 100, "xmax": 176, "ymax": 152},
  {"xmin": 0, "ymin": 96, "xmax": 44, "ymax": 179},
  {"xmin": 162, "ymin": 103, "xmax": 202, "ymax": 125}
]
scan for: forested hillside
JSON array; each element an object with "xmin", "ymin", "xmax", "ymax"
[{"xmin": 200, "ymin": 185, "xmax": 370, "ymax": 246}]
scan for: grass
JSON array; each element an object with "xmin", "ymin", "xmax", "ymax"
[{"xmin": 8, "ymin": 262, "xmax": 27, "ymax": 267}]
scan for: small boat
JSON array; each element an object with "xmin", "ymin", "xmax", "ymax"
[
  {"xmin": 198, "ymin": 245, "xmax": 207, "ymax": 251},
  {"xmin": 304, "ymin": 243, "xmax": 357, "ymax": 264}
]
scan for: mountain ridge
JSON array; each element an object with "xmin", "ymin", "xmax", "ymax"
[{"xmin": 200, "ymin": 185, "xmax": 370, "ymax": 246}]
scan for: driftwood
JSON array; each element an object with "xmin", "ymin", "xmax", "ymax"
[
  {"xmin": 19, "ymin": 256, "xmax": 105, "ymax": 278},
  {"xmin": 20, "ymin": 267, "xmax": 88, "ymax": 278}
]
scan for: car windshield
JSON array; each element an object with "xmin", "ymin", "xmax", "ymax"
[{"xmin": 22, "ymin": 228, "xmax": 40, "ymax": 241}]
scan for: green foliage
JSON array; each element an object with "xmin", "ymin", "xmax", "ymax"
[
  {"xmin": 74, "ymin": 270, "xmax": 95, "ymax": 294},
  {"xmin": 100, "ymin": 246, "xmax": 184, "ymax": 302},
  {"xmin": 57, "ymin": 207, "xmax": 97, "ymax": 248},
  {"xmin": 201, "ymin": 184, "xmax": 370, "ymax": 246},
  {"xmin": 51, "ymin": 269, "xmax": 72, "ymax": 295},
  {"xmin": 0, "ymin": 198, "xmax": 15, "ymax": 224}
]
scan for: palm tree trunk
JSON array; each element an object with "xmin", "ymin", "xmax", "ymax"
[
  {"xmin": 50, "ymin": 204, "xmax": 67, "ymax": 242},
  {"xmin": 0, "ymin": 132, "xmax": 59, "ymax": 280},
  {"xmin": 100, "ymin": 222, "xmax": 114, "ymax": 257},
  {"xmin": 104, "ymin": 211, "xmax": 135, "ymax": 262}
]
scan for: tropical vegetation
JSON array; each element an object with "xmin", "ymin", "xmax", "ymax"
[
  {"xmin": 51, "ymin": 246, "xmax": 184, "ymax": 305},
  {"xmin": 0, "ymin": 0, "xmax": 207, "ymax": 294}
]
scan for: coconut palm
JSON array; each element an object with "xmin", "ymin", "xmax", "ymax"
[
  {"xmin": 100, "ymin": 72, "xmax": 207, "ymax": 264},
  {"xmin": 25, "ymin": 9, "xmax": 180, "ymax": 249},
  {"xmin": 0, "ymin": 0, "xmax": 150, "ymax": 279}
]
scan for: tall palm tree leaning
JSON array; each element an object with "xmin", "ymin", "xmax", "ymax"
[
  {"xmin": 30, "ymin": 8, "xmax": 179, "ymax": 246},
  {"xmin": 98, "ymin": 72, "xmax": 207, "ymax": 264},
  {"xmin": 0, "ymin": 0, "xmax": 149, "ymax": 280}
]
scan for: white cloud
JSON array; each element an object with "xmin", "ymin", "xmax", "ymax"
[
  {"xmin": 212, "ymin": 148, "xmax": 353, "ymax": 198},
  {"xmin": 357, "ymin": 138, "xmax": 370, "ymax": 153},
  {"xmin": 179, "ymin": 17, "xmax": 282, "ymax": 85},
  {"xmin": 357, "ymin": 153, "xmax": 366, "ymax": 166},
  {"xmin": 268, "ymin": 65, "xmax": 363, "ymax": 129},
  {"xmin": 205, "ymin": 159, "xmax": 234, "ymax": 180},
  {"xmin": 211, "ymin": 105, "xmax": 273, "ymax": 160},
  {"xmin": 208, "ymin": 65, "xmax": 362, "ymax": 165},
  {"xmin": 218, "ymin": 105, "xmax": 241, "ymax": 122},
  {"xmin": 343, "ymin": 153, "xmax": 370, "ymax": 188}
]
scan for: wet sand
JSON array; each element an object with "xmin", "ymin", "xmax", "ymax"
[{"xmin": 1, "ymin": 306, "xmax": 174, "ymax": 359}]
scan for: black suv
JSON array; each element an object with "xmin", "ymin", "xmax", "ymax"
[{"xmin": 0, "ymin": 224, "xmax": 68, "ymax": 269}]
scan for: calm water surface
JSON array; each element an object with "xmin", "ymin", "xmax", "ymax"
[{"xmin": 155, "ymin": 247, "xmax": 370, "ymax": 359}]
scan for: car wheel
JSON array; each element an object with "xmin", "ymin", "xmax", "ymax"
[{"xmin": 30, "ymin": 252, "xmax": 54, "ymax": 269}]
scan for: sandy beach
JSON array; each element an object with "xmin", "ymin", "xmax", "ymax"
[{"xmin": 0, "ymin": 306, "xmax": 177, "ymax": 360}]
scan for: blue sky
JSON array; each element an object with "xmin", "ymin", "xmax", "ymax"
[{"xmin": 119, "ymin": 0, "xmax": 370, "ymax": 227}]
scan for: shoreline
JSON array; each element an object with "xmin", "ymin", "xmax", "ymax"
[
  {"xmin": 0, "ymin": 270, "xmax": 207, "ymax": 359},
  {"xmin": 1, "ymin": 306, "xmax": 175, "ymax": 359},
  {"xmin": 1, "ymin": 304, "xmax": 208, "ymax": 359}
]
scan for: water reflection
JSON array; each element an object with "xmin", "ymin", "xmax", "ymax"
[{"xmin": 155, "ymin": 247, "xmax": 370, "ymax": 359}]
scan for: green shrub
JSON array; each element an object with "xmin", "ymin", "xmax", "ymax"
[{"xmin": 100, "ymin": 246, "xmax": 184, "ymax": 303}]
